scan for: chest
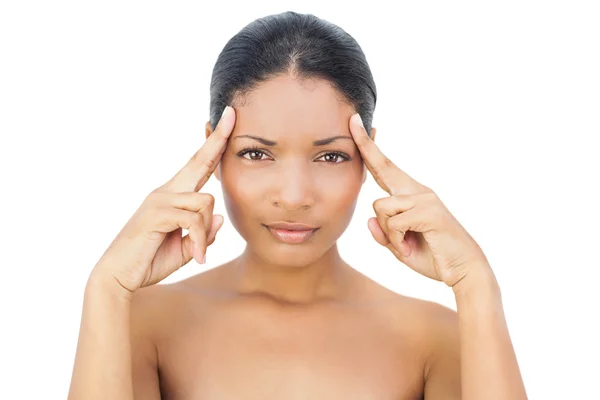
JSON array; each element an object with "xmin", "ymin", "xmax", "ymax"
[{"xmin": 155, "ymin": 301, "xmax": 425, "ymax": 399}]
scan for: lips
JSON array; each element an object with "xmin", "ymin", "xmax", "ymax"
[
  {"xmin": 266, "ymin": 221, "xmax": 318, "ymax": 231},
  {"xmin": 263, "ymin": 221, "xmax": 319, "ymax": 244}
]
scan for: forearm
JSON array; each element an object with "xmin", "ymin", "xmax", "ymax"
[
  {"xmin": 453, "ymin": 266, "xmax": 527, "ymax": 400},
  {"xmin": 68, "ymin": 271, "xmax": 134, "ymax": 400}
]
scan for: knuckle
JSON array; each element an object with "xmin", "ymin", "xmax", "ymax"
[
  {"xmin": 421, "ymin": 185, "xmax": 436, "ymax": 196},
  {"xmin": 372, "ymin": 198, "xmax": 384, "ymax": 212},
  {"xmin": 154, "ymin": 179, "xmax": 175, "ymax": 193},
  {"xmin": 433, "ymin": 202, "xmax": 448, "ymax": 220},
  {"xmin": 200, "ymin": 192, "xmax": 215, "ymax": 206},
  {"xmin": 191, "ymin": 212, "xmax": 204, "ymax": 227},
  {"xmin": 423, "ymin": 190, "xmax": 439, "ymax": 203},
  {"xmin": 385, "ymin": 220, "xmax": 396, "ymax": 233},
  {"xmin": 144, "ymin": 191, "xmax": 163, "ymax": 207},
  {"xmin": 371, "ymin": 162, "xmax": 383, "ymax": 176},
  {"xmin": 386, "ymin": 217, "xmax": 397, "ymax": 230},
  {"xmin": 191, "ymin": 192, "xmax": 214, "ymax": 211},
  {"xmin": 143, "ymin": 207, "xmax": 166, "ymax": 233},
  {"xmin": 196, "ymin": 155, "xmax": 215, "ymax": 169},
  {"xmin": 388, "ymin": 218, "xmax": 405, "ymax": 234},
  {"xmin": 151, "ymin": 184, "xmax": 167, "ymax": 193},
  {"xmin": 190, "ymin": 149, "xmax": 202, "ymax": 162},
  {"xmin": 204, "ymin": 158, "xmax": 216, "ymax": 169}
]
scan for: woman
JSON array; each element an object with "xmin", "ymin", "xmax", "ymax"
[{"xmin": 68, "ymin": 11, "xmax": 527, "ymax": 399}]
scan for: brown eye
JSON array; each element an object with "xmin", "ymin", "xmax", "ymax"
[
  {"xmin": 324, "ymin": 153, "xmax": 340, "ymax": 163},
  {"xmin": 238, "ymin": 148, "xmax": 270, "ymax": 161},
  {"xmin": 247, "ymin": 150, "xmax": 264, "ymax": 160},
  {"xmin": 317, "ymin": 152, "xmax": 350, "ymax": 164}
]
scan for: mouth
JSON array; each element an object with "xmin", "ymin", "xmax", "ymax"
[{"xmin": 262, "ymin": 222, "xmax": 319, "ymax": 244}]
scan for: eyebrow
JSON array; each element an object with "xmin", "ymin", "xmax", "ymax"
[{"xmin": 233, "ymin": 134, "xmax": 353, "ymax": 146}]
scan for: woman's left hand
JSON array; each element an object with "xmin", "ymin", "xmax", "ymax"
[{"xmin": 349, "ymin": 114, "xmax": 491, "ymax": 288}]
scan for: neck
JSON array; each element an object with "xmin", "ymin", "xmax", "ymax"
[{"xmin": 229, "ymin": 243, "xmax": 351, "ymax": 305}]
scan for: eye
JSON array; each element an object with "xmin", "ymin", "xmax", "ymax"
[
  {"xmin": 316, "ymin": 151, "xmax": 351, "ymax": 164},
  {"xmin": 237, "ymin": 148, "xmax": 271, "ymax": 161},
  {"xmin": 236, "ymin": 147, "xmax": 351, "ymax": 164}
]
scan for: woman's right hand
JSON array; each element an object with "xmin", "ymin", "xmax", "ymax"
[{"xmin": 90, "ymin": 106, "xmax": 236, "ymax": 295}]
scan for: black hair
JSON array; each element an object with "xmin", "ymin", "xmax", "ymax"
[{"xmin": 208, "ymin": 11, "xmax": 377, "ymax": 136}]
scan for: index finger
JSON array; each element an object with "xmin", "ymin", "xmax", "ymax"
[
  {"xmin": 349, "ymin": 113, "xmax": 424, "ymax": 196},
  {"xmin": 168, "ymin": 106, "xmax": 236, "ymax": 192}
]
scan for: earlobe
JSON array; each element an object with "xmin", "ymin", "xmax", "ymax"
[{"xmin": 370, "ymin": 127, "xmax": 377, "ymax": 142}]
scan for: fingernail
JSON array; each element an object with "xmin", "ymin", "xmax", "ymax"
[
  {"xmin": 201, "ymin": 252, "xmax": 206, "ymax": 264},
  {"xmin": 216, "ymin": 215, "xmax": 225, "ymax": 230},
  {"xmin": 220, "ymin": 106, "xmax": 230, "ymax": 120},
  {"xmin": 355, "ymin": 113, "xmax": 364, "ymax": 128}
]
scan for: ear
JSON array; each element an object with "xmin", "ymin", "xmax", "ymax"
[
  {"xmin": 205, "ymin": 120, "xmax": 222, "ymax": 182},
  {"xmin": 362, "ymin": 126, "xmax": 377, "ymax": 184}
]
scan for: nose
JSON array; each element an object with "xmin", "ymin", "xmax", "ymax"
[{"xmin": 270, "ymin": 161, "xmax": 316, "ymax": 211}]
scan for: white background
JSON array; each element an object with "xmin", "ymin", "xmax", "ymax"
[{"xmin": 1, "ymin": 1, "xmax": 599, "ymax": 398}]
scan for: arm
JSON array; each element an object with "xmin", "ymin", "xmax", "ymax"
[
  {"xmin": 67, "ymin": 271, "xmax": 135, "ymax": 399},
  {"xmin": 66, "ymin": 106, "xmax": 234, "ymax": 399},
  {"xmin": 67, "ymin": 271, "xmax": 161, "ymax": 400},
  {"xmin": 453, "ymin": 266, "xmax": 527, "ymax": 399},
  {"xmin": 423, "ymin": 266, "xmax": 527, "ymax": 399}
]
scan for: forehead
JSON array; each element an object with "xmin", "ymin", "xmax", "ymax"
[{"xmin": 231, "ymin": 75, "xmax": 355, "ymax": 139}]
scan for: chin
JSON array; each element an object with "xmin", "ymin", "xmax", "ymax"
[{"xmin": 255, "ymin": 246, "xmax": 330, "ymax": 268}]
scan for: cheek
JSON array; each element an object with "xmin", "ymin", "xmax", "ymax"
[
  {"xmin": 220, "ymin": 157, "xmax": 267, "ymax": 236},
  {"xmin": 222, "ymin": 162, "xmax": 268, "ymax": 201},
  {"xmin": 310, "ymin": 163, "xmax": 362, "ymax": 225},
  {"xmin": 320, "ymin": 168, "xmax": 362, "ymax": 208},
  {"xmin": 314, "ymin": 168, "xmax": 362, "ymax": 238}
]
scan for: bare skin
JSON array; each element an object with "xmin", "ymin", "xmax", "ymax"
[
  {"xmin": 122, "ymin": 75, "xmax": 459, "ymax": 399},
  {"xmin": 130, "ymin": 260, "xmax": 459, "ymax": 400},
  {"xmin": 69, "ymin": 74, "xmax": 524, "ymax": 399}
]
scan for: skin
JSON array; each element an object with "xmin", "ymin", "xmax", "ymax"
[
  {"xmin": 69, "ymin": 73, "xmax": 525, "ymax": 399},
  {"xmin": 211, "ymin": 74, "xmax": 373, "ymax": 304},
  {"xmin": 129, "ymin": 75, "xmax": 459, "ymax": 399}
]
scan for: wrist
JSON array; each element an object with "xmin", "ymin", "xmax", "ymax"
[
  {"xmin": 451, "ymin": 263, "xmax": 499, "ymax": 299},
  {"xmin": 86, "ymin": 268, "xmax": 135, "ymax": 303}
]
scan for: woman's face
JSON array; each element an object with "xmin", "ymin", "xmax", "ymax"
[{"xmin": 206, "ymin": 75, "xmax": 374, "ymax": 267}]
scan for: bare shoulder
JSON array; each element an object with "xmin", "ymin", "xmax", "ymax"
[
  {"xmin": 392, "ymin": 294, "xmax": 461, "ymax": 398},
  {"xmin": 130, "ymin": 279, "xmax": 184, "ymax": 323},
  {"xmin": 130, "ymin": 266, "xmax": 224, "ymax": 324},
  {"xmin": 346, "ymin": 267, "xmax": 457, "ymax": 323},
  {"xmin": 127, "ymin": 268, "xmax": 224, "ymax": 376},
  {"xmin": 369, "ymin": 286, "xmax": 461, "ymax": 398},
  {"xmin": 128, "ymin": 274, "xmax": 220, "ymax": 399},
  {"xmin": 129, "ymin": 264, "xmax": 235, "ymax": 338},
  {"xmin": 395, "ymin": 293, "xmax": 458, "ymax": 328},
  {"xmin": 344, "ymin": 268, "xmax": 458, "ymax": 343},
  {"xmin": 129, "ymin": 281, "xmax": 181, "ymax": 356},
  {"xmin": 382, "ymin": 288, "xmax": 459, "ymax": 348}
]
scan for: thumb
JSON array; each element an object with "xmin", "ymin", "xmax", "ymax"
[
  {"xmin": 206, "ymin": 214, "xmax": 224, "ymax": 245},
  {"xmin": 368, "ymin": 217, "xmax": 390, "ymax": 247},
  {"xmin": 368, "ymin": 217, "xmax": 410, "ymax": 260},
  {"xmin": 182, "ymin": 214, "xmax": 225, "ymax": 265}
]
